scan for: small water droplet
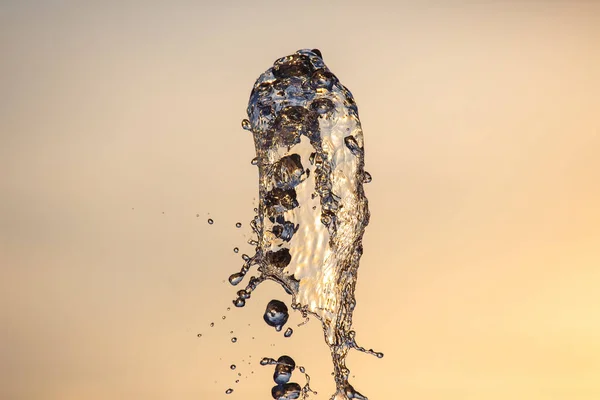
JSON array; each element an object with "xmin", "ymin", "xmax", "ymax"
[
  {"xmin": 230, "ymin": 364, "xmax": 236, "ymax": 370},
  {"xmin": 197, "ymin": 333, "xmax": 202, "ymax": 338},
  {"xmin": 250, "ymin": 157, "xmax": 258, "ymax": 165},
  {"xmin": 207, "ymin": 218, "xmax": 214, "ymax": 225},
  {"xmin": 196, "ymin": 213, "xmax": 199, "ymax": 217},
  {"xmin": 241, "ymin": 254, "xmax": 250, "ymax": 261},
  {"xmin": 225, "ymin": 388, "xmax": 233, "ymax": 394},
  {"xmin": 222, "ymin": 315, "xmax": 226, "ymax": 320},
  {"xmin": 235, "ymin": 379, "xmax": 239, "ymax": 383},
  {"xmin": 363, "ymin": 171, "xmax": 372, "ymax": 183},
  {"xmin": 210, "ymin": 322, "xmax": 214, "ymax": 327},
  {"xmin": 228, "ymin": 272, "xmax": 245, "ymax": 286},
  {"xmin": 260, "ymin": 357, "xmax": 275, "ymax": 366},
  {"xmin": 233, "ymin": 247, "xmax": 239, "ymax": 253},
  {"xmin": 241, "ymin": 119, "xmax": 251, "ymax": 131},
  {"xmin": 231, "ymin": 337, "xmax": 237, "ymax": 343},
  {"xmin": 263, "ymin": 300, "xmax": 289, "ymax": 331},
  {"xmin": 235, "ymin": 222, "xmax": 242, "ymax": 228},
  {"xmin": 284, "ymin": 327, "xmax": 293, "ymax": 337},
  {"xmin": 233, "ymin": 298, "xmax": 246, "ymax": 307}
]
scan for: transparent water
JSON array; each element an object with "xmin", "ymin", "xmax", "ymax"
[{"xmin": 229, "ymin": 49, "xmax": 381, "ymax": 400}]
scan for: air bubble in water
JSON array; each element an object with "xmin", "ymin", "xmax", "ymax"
[{"xmin": 263, "ymin": 300, "xmax": 289, "ymax": 331}]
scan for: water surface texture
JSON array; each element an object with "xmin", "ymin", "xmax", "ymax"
[{"xmin": 230, "ymin": 49, "xmax": 380, "ymax": 400}]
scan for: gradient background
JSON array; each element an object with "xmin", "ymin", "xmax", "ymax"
[{"xmin": 1, "ymin": 1, "xmax": 599, "ymax": 399}]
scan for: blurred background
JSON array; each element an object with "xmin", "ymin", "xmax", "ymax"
[{"xmin": 1, "ymin": 1, "xmax": 599, "ymax": 399}]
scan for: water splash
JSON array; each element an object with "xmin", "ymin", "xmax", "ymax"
[{"xmin": 230, "ymin": 49, "xmax": 380, "ymax": 399}]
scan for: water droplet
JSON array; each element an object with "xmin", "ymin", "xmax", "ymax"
[
  {"xmin": 196, "ymin": 213, "xmax": 199, "ymax": 217},
  {"xmin": 241, "ymin": 254, "xmax": 250, "ymax": 261},
  {"xmin": 241, "ymin": 119, "xmax": 251, "ymax": 131},
  {"xmin": 273, "ymin": 355, "xmax": 295, "ymax": 384},
  {"xmin": 225, "ymin": 388, "xmax": 233, "ymax": 394},
  {"xmin": 210, "ymin": 322, "xmax": 214, "ymax": 327},
  {"xmin": 222, "ymin": 316, "xmax": 226, "ymax": 320},
  {"xmin": 233, "ymin": 298, "xmax": 246, "ymax": 307},
  {"xmin": 284, "ymin": 327, "xmax": 293, "ymax": 337},
  {"xmin": 263, "ymin": 300, "xmax": 289, "ymax": 331},
  {"xmin": 227, "ymin": 307, "xmax": 230, "ymax": 311},
  {"xmin": 197, "ymin": 333, "xmax": 202, "ymax": 338},
  {"xmin": 363, "ymin": 171, "xmax": 372, "ymax": 183},
  {"xmin": 260, "ymin": 357, "xmax": 276, "ymax": 366},
  {"xmin": 251, "ymin": 157, "xmax": 258, "ymax": 165},
  {"xmin": 207, "ymin": 218, "xmax": 214, "ymax": 225},
  {"xmin": 231, "ymin": 337, "xmax": 237, "ymax": 343},
  {"xmin": 230, "ymin": 364, "xmax": 236, "ymax": 370},
  {"xmin": 235, "ymin": 379, "xmax": 239, "ymax": 383},
  {"xmin": 233, "ymin": 247, "xmax": 239, "ymax": 253},
  {"xmin": 228, "ymin": 272, "xmax": 245, "ymax": 286},
  {"xmin": 235, "ymin": 222, "xmax": 242, "ymax": 228}
]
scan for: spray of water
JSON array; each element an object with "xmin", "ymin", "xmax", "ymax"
[{"xmin": 229, "ymin": 49, "xmax": 381, "ymax": 400}]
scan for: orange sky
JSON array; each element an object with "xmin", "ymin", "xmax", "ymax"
[{"xmin": 1, "ymin": 1, "xmax": 599, "ymax": 399}]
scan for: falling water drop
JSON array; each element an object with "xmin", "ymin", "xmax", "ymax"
[
  {"xmin": 241, "ymin": 119, "xmax": 252, "ymax": 131},
  {"xmin": 273, "ymin": 355, "xmax": 295, "ymax": 384},
  {"xmin": 263, "ymin": 300, "xmax": 289, "ymax": 332}
]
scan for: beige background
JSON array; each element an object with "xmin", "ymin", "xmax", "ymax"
[{"xmin": 1, "ymin": 1, "xmax": 599, "ymax": 399}]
